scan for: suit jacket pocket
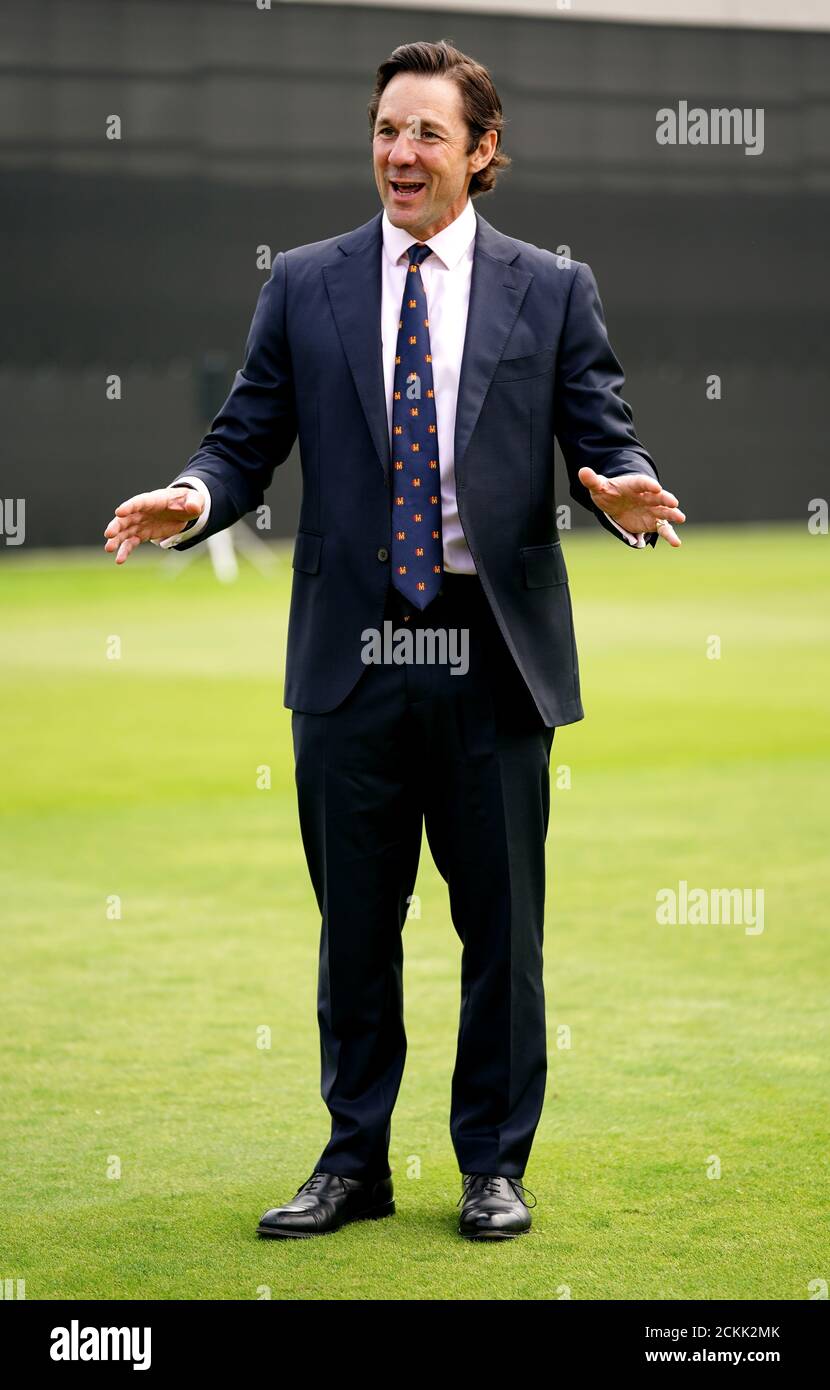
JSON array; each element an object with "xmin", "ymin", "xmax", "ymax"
[
  {"xmin": 491, "ymin": 347, "xmax": 555, "ymax": 384},
  {"xmin": 521, "ymin": 541, "xmax": 568, "ymax": 589},
  {"xmin": 292, "ymin": 529, "xmax": 323, "ymax": 574}
]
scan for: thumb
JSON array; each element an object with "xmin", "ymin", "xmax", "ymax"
[
  {"xmin": 170, "ymin": 489, "xmax": 203, "ymax": 513},
  {"xmin": 578, "ymin": 466, "xmax": 605, "ymax": 493}
]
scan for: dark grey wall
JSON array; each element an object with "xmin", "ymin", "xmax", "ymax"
[{"xmin": 2, "ymin": 0, "xmax": 827, "ymax": 546}]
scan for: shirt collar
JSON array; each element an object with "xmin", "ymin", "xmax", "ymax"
[{"xmin": 381, "ymin": 195, "xmax": 476, "ymax": 271}]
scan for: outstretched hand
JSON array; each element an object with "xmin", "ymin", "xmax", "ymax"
[
  {"xmin": 577, "ymin": 467, "xmax": 685, "ymax": 547},
  {"xmin": 103, "ymin": 487, "xmax": 204, "ymax": 564}
]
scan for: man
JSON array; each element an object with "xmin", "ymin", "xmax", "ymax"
[{"xmin": 105, "ymin": 40, "xmax": 684, "ymax": 1242}]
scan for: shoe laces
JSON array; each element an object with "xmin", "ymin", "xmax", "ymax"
[
  {"xmin": 457, "ymin": 1173, "xmax": 537, "ymax": 1208},
  {"xmin": 295, "ymin": 1170, "xmax": 346, "ymax": 1197}
]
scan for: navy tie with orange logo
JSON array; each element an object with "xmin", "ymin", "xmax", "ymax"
[{"xmin": 390, "ymin": 242, "xmax": 443, "ymax": 610}]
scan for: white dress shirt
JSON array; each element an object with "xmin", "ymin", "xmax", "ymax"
[
  {"xmin": 381, "ymin": 196, "xmax": 478, "ymax": 572},
  {"xmin": 158, "ymin": 198, "xmax": 644, "ymax": 553}
]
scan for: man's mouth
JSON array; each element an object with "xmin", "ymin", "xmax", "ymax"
[{"xmin": 390, "ymin": 180, "xmax": 426, "ymax": 201}]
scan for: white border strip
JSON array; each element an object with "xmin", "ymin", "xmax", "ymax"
[{"xmin": 278, "ymin": 0, "xmax": 830, "ymax": 33}]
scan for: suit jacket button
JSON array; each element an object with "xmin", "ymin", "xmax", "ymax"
[{"xmin": 377, "ymin": 547, "xmax": 389, "ymax": 562}]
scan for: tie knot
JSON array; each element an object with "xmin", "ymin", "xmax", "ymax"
[{"xmin": 407, "ymin": 242, "xmax": 431, "ymax": 268}]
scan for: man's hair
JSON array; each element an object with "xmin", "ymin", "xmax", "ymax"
[{"xmin": 367, "ymin": 39, "xmax": 511, "ymax": 197}]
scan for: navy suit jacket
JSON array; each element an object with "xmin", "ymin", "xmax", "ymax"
[{"xmin": 172, "ymin": 207, "xmax": 659, "ymax": 727}]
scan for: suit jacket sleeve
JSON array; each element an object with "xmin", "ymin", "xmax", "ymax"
[
  {"xmin": 554, "ymin": 261, "xmax": 660, "ymax": 549},
  {"xmin": 168, "ymin": 251, "xmax": 298, "ymax": 550}
]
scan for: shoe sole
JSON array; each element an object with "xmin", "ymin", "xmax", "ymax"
[
  {"xmin": 256, "ymin": 1199, "xmax": 396, "ymax": 1239},
  {"xmin": 458, "ymin": 1226, "xmax": 530, "ymax": 1241}
]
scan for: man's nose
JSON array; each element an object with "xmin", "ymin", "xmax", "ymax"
[{"xmin": 386, "ymin": 133, "xmax": 418, "ymax": 167}]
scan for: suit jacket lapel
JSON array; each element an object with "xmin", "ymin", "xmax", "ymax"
[
  {"xmin": 322, "ymin": 214, "xmax": 390, "ymax": 480},
  {"xmin": 322, "ymin": 208, "xmax": 533, "ymax": 485},
  {"xmin": 453, "ymin": 212, "xmax": 533, "ymax": 485}
]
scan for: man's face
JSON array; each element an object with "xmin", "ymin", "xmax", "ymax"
[{"xmin": 372, "ymin": 73, "xmax": 496, "ymax": 240}]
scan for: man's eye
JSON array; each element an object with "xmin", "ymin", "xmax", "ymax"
[{"xmin": 377, "ymin": 126, "xmax": 438, "ymax": 139}]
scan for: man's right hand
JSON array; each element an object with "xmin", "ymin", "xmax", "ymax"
[{"xmin": 103, "ymin": 486, "xmax": 205, "ymax": 564}]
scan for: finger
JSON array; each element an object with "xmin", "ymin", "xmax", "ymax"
[
  {"xmin": 114, "ymin": 488, "xmax": 179, "ymax": 518},
  {"xmin": 646, "ymin": 488, "xmax": 679, "ymax": 508},
  {"xmin": 637, "ymin": 489, "xmax": 683, "ymax": 516},
  {"xmin": 633, "ymin": 489, "xmax": 676, "ymax": 510},
  {"xmin": 104, "ymin": 517, "xmax": 143, "ymax": 540},
  {"xmin": 105, "ymin": 523, "xmax": 144, "ymax": 545},
  {"xmin": 651, "ymin": 506, "xmax": 686, "ymax": 524},
  {"xmin": 622, "ymin": 474, "xmax": 661, "ymax": 494},
  {"xmin": 113, "ymin": 491, "xmax": 158, "ymax": 517},
  {"xmin": 115, "ymin": 536, "xmax": 142, "ymax": 564},
  {"xmin": 656, "ymin": 522, "xmax": 682, "ymax": 548}
]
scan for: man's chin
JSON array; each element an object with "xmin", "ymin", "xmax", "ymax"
[
  {"xmin": 386, "ymin": 200, "xmax": 418, "ymax": 222},
  {"xmin": 384, "ymin": 190, "xmax": 432, "ymax": 227}
]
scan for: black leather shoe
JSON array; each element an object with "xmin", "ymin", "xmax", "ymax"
[
  {"xmin": 457, "ymin": 1173, "xmax": 536, "ymax": 1240},
  {"xmin": 257, "ymin": 1170, "xmax": 395, "ymax": 1239}
]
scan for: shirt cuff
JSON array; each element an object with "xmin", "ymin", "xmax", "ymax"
[
  {"xmin": 607, "ymin": 516, "xmax": 646, "ymax": 548},
  {"xmin": 151, "ymin": 477, "xmax": 212, "ymax": 549}
]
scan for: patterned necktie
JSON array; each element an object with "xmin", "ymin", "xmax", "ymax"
[{"xmin": 390, "ymin": 242, "xmax": 443, "ymax": 610}]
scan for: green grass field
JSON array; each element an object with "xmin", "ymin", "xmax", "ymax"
[{"xmin": 1, "ymin": 524, "xmax": 827, "ymax": 1300}]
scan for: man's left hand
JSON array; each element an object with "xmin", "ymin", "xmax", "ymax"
[{"xmin": 578, "ymin": 467, "xmax": 686, "ymax": 547}]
